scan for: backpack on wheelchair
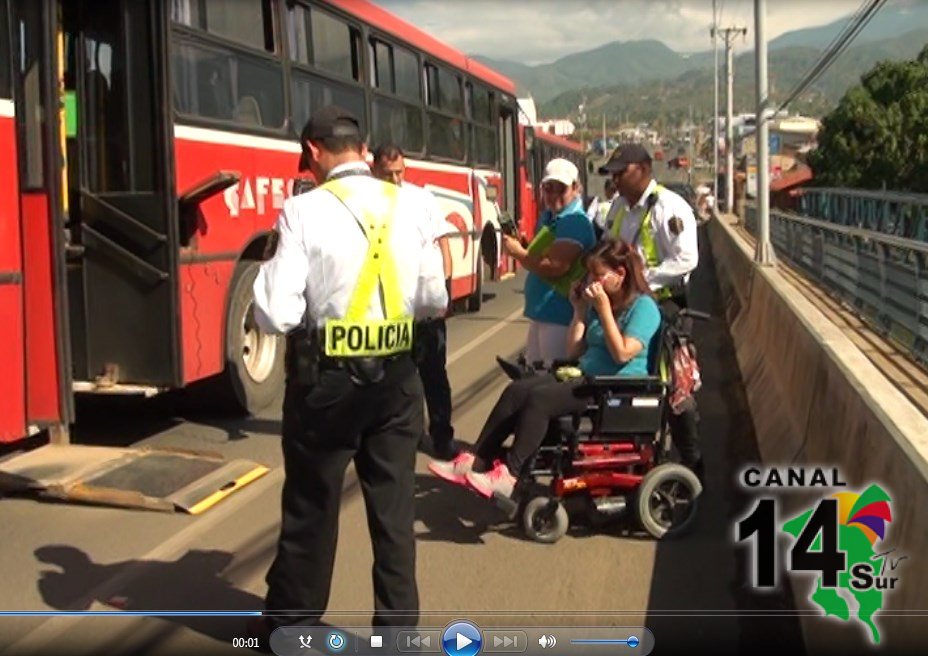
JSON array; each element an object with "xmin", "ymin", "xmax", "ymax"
[{"xmin": 494, "ymin": 309, "xmax": 709, "ymax": 543}]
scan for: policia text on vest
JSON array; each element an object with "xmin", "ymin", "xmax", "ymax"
[{"xmin": 325, "ymin": 320, "xmax": 413, "ymax": 358}]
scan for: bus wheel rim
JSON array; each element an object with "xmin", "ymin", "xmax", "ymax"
[{"xmin": 241, "ymin": 300, "xmax": 277, "ymax": 384}]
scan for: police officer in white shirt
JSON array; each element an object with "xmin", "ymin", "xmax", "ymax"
[
  {"xmin": 600, "ymin": 143, "xmax": 699, "ymax": 306},
  {"xmin": 250, "ymin": 106, "xmax": 447, "ymax": 638},
  {"xmin": 599, "ymin": 143, "xmax": 704, "ymax": 481}
]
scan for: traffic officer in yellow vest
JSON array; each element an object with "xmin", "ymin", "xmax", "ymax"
[
  {"xmin": 249, "ymin": 106, "xmax": 448, "ymax": 640},
  {"xmin": 599, "ymin": 143, "xmax": 704, "ymax": 480},
  {"xmin": 600, "ymin": 143, "xmax": 699, "ymax": 305}
]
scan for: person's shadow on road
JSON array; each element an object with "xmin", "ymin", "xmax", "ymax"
[
  {"xmin": 35, "ymin": 545, "xmax": 263, "ymax": 644},
  {"xmin": 414, "ymin": 474, "xmax": 505, "ymax": 544}
]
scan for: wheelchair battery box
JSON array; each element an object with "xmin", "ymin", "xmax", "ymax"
[{"xmin": 595, "ymin": 392, "xmax": 664, "ymax": 435}]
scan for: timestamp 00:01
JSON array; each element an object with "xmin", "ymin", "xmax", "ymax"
[{"xmin": 232, "ymin": 637, "xmax": 263, "ymax": 649}]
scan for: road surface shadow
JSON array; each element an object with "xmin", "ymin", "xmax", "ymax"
[
  {"xmin": 414, "ymin": 474, "xmax": 510, "ymax": 544},
  {"xmin": 33, "ymin": 544, "xmax": 262, "ymax": 648},
  {"xmin": 643, "ymin": 225, "xmax": 805, "ymax": 655},
  {"xmin": 69, "ymin": 390, "xmax": 282, "ymax": 448}
]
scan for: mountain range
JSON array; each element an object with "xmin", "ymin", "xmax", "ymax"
[{"xmin": 472, "ymin": 3, "xmax": 928, "ymax": 120}]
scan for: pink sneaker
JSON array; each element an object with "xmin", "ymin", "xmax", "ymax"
[
  {"xmin": 465, "ymin": 460, "xmax": 516, "ymax": 499},
  {"xmin": 428, "ymin": 451, "xmax": 475, "ymax": 485}
]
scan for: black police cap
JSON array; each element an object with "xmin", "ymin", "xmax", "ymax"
[
  {"xmin": 598, "ymin": 143, "xmax": 652, "ymax": 175},
  {"xmin": 299, "ymin": 105, "xmax": 362, "ymax": 171}
]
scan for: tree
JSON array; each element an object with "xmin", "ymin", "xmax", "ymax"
[{"xmin": 809, "ymin": 45, "xmax": 928, "ymax": 192}]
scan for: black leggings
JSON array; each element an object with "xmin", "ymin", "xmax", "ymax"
[{"xmin": 473, "ymin": 374, "xmax": 588, "ymax": 474}]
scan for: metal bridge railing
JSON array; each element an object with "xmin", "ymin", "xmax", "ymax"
[
  {"xmin": 745, "ymin": 204, "xmax": 928, "ymax": 366},
  {"xmin": 799, "ymin": 187, "xmax": 928, "ymax": 242}
]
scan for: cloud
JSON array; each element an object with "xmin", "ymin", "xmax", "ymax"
[{"xmin": 375, "ymin": 0, "xmax": 866, "ymax": 64}]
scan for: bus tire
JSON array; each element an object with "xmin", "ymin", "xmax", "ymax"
[
  {"xmin": 466, "ymin": 255, "xmax": 483, "ymax": 313},
  {"xmin": 221, "ymin": 260, "xmax": 285, "ymax": 414}
]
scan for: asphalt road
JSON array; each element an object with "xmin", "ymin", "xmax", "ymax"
[{"xmin": 0, "ymin": 239, "xmax": 804, "ymax": 656}]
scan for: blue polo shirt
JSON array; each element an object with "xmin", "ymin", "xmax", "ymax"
[
  {"xmin": 579, "ymin": 294, "xmax": 662, "ymax": 376},
  {"xmin": 523, "ymin": 198, "xmax": 596, "ymax": 326}
]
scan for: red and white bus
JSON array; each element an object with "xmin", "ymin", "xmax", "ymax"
[{"xmin": 0, "ymin": 0, "xmax": 525, "ymax": 444}]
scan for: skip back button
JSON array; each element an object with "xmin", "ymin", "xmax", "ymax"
[{"xmin": 397, "ymin": 631, "xmax": 441, "ymax": 653}]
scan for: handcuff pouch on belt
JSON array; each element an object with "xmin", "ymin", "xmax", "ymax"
[
  {"xmin": 286, "ymin": 329, "xmax": 400, "ymax": 387},
  {"xmin": 285, "ymin": 327, "xmax": 320, "ymax": 387}
]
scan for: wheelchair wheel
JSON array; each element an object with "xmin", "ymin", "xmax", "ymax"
[
  {"xmin": 523, "ymin": 497, "xmax": 569, "ymax": 544},
  {"xmin": 636, "ymin": 464, "xmax": 702, "ymax": 539}
]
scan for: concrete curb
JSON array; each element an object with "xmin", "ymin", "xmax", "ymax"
[{"xmin": 708, "ymin": 214, "xmax": 928, "ymax": 654}]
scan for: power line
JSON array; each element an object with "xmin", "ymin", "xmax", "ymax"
[{"xmin": 776, "ymin": 0, "xmax": 887, "ymax": 112}]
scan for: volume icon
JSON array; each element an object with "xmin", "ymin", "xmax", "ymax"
[{"xmin": 538, "ymin": 635, "xmax": 557, "ymax": 649}]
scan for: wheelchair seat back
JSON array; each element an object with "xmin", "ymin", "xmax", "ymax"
[{"xmin": 585, "ymin": 319, "xmax": 670, "ymax": 438}]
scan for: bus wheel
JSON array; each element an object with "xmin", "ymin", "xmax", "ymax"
[
  {"xmin": 466, "ymin": 255, "xmax": 483, "ymax": 313},
  {"xmin": 223, "ymin": 261, "xmax": 285, "ymax": 414}
]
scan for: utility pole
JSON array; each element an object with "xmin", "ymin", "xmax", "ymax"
[
  {"xmin": 711, "ymin": 1, "xmax": 719, "ymax": 207},
  {"xmin": 578, "ymin": 95, "xmax": 588, "ymax": 150},
  {"xmin": 688, "ymin": 103, "xmax": 694, "ymax": 185},
  {"xmin": 754, "ymin": 0, "xmax": 776, "ymax": 265},
  {"xmin": 718, "ymin": 25, "xmax": 747, "ymax": 213}
]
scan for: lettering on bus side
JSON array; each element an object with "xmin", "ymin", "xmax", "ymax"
[{"xmin": 223, "ymin": 176, "xmax": 293, "ymax": 218}]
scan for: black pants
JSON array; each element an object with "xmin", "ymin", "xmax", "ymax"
[
  {"xmin": 660, "ymin": 296, "xmax": 703, "ymax": 468},
  {"xmin": 264, "ymin": 355, "xmax": 423, "ymax": 628},
  {"xmin": 473, "ymin": 375, "xmax": 587, "ymax": 474},
  {"xmin": 415, "ymin": 319, "xmax": 454, "ymax": 450}
]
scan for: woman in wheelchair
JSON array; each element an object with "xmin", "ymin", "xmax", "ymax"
[{"xmin": 429, "ymin": 238, "xmax": 662, "ymax": 500}]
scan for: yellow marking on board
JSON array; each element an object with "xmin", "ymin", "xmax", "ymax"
[{"xmin": 187, "ymin": 465, "xmax": 270, "ymax": 515}]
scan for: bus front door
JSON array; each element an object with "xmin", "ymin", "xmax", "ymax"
[{"xmin": 62, "ymin": 0, "xmax": 180, "ymax": 389}]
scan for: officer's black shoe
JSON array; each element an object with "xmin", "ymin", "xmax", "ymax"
[{"xmin": 246, "ymin": 617, "xmax": 273, "ymax": 653}]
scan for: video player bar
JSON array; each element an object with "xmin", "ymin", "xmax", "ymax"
[{"xmin": 268, "ymin": 623, "xmax": 654, "ymax": 656}]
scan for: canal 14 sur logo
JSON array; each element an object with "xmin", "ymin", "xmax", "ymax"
[{"xmin": 735, "ymin": 466, "xmax": 907, "ymax": 645}]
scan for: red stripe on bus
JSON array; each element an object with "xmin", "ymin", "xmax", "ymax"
[{"xmin": 20, "ymin": 193, "xmax": 62, "ymax": 425}]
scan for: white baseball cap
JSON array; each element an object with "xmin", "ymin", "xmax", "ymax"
[{"xmin": 541, "ymin": 158, "xmax": 579, "ymax": 187}]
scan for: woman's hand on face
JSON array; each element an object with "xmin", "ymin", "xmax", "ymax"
[
  {"xmin": 570, "ymin": 279, "xmax": 589, "ymax": 313},
  {"xmin": 584, "ymin": 281, "xmax": 612, "ymax": 314}
]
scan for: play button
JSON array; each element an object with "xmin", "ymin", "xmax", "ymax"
[{"xmin": 442, "ymin": 621, "xmax": 481, "ymax": 656}]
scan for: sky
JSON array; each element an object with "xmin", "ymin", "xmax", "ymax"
[{"xmin": 374, "ymin": 0, "xmax": 913, "ymax": 65}]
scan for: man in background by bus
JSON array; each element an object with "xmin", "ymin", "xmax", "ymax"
[
  {"xmin": 372, "ymin": 143, "xmax": 458, "ymax": 461},
  {"xmin": 587, "ymin": 178, "xmax": 618, "ymax": 233},
  {"xmin": 249, "ymin": 106, "xmax": 447, "ymax": 640},
  {"xmin": 502, "ymin": 158, "xmax": 595, "ymax": 364}
]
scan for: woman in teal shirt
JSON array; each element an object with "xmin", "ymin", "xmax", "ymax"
[{"xmin": 429, "ymin": 239, "xmax": 663, "ymax": 499}]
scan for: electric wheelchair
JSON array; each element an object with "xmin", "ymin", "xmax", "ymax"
[{"xmin": 494, "ymin": 308, "xmax": 708, "ymax": 544}]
